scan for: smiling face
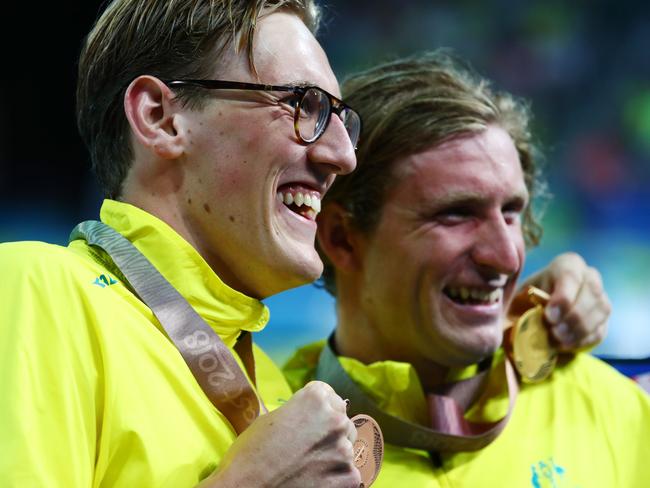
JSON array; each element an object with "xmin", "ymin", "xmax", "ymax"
[
  {"xmin": 353, "ymin": 125, "xmax": 528, "ymax": 368},
  {"xmin": 175, "ymin": 12, "xmax": 356, "ymax": 298}
]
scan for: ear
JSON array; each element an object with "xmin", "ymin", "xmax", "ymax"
[
  {"xmin": 124, "ymin": 75, "xmax": 184, "ymax": 160},
  {"xmin": 316, "ymin": 202, "xmax": 364, "ymax": 273}
]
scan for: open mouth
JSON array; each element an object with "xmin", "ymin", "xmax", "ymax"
[
  {"xmin": 443, "ymin": 286, "xmax": 502, "ymax": 306},
  {"xmin": 277, "ymin": 186, "xmax": 321, "ymax": 221}
]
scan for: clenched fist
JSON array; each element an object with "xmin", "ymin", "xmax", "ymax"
[{"xmin": 201, "ymin": 381, "xmax": 361, "ymax": 488}]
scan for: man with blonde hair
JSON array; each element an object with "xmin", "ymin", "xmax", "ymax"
[
  {"xmin": 285, "ymin": 51, "xmax": 648, "ymax": 486},
  {"xmin": 0, "ymin": 2, "xmax": 613, "ymax": 487}
]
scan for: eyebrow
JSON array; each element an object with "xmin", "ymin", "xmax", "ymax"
[
  {"xmin": 284, "ymin": 80, "xmax": 315, "ymax": 88},
  {"xmin": 285, "ymin": 80, "xmax": 341, "ymax": 98},
  {"xmin": 426, "ymin": 190, "xmax": 529, "ymax": 209}
]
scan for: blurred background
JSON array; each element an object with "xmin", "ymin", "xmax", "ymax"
[{"xmin": 1, "ymin": 1, "xmax": 648, "ymax": 375}]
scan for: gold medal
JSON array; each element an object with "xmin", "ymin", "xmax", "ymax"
[
  {"xmin": 506, "ymin": 286, "xmax": 558, "ymax": 383},
  {"xmin": 351, "ymin": 414, "xmax": 384, "ymax": 487}
]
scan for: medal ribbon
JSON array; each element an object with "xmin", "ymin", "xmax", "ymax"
[
  {"xmin": 316, "ymin": 336, "xmax": 518, "ymax": 452},
  {"xmin": 70, "ymin": 221, "xmax": 265, "ymax": 435}
]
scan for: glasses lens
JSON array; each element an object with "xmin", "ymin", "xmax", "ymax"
[
  {"xmin": 341, "ymin": 108, "xmax": 361, "ymax": 148},
  {"xmin": 298, "ymin": 88, "xmax": 330, "ymax": 143}
]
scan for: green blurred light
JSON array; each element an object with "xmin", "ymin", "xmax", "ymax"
[{"xmin": 624, "ymin": 90, "xmax": 650, "ymax": 154}]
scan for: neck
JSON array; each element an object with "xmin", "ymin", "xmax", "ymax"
[
  {"xmin": 334, "ymin": 299, "xmax": 449, "ymax": 391},
  {"xmin": 120, "ymin": 168, "xmax": 261, "ymax": 298}
]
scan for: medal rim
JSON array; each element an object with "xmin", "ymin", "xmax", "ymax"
[
  {"xmin": 511, "ymin": 304, "xmax": 558, "ymax": 383},
  {"xmin": 351, "ymin": 413, "xmax": 384, "ymax": 486}
]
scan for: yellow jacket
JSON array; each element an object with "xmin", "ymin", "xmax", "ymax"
[
  {"xmin": 285, "ymin": 341, "xmax": 650, "ymax": 487},
  {"xmin": 0, "ymin": 200, "xmax": 292, "ymax": 487}
]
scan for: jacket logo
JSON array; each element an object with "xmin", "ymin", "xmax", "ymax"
[
  {"xmin": 93, "ymin": 274, "xmax": 118, "ymax": 288},
  {"xmin": 531, "ymin": 457, "xmax": 576, "ymax": 487}
]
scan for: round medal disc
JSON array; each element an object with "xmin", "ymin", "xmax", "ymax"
[
  {"xmin": 351, "ymin": 414, "xmax": 384, "ymax": 487},
  {"xmin": 511, "ymin": 304, "xmax": 558, "ymax": 383}
]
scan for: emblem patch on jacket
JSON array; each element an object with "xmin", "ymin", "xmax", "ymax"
[
  {"xmin": 92, "ymin": 274, "xmax": 117, "ymax": 288},
  {"xmin": 531, "ymin": 458, "xmax": 576, "ymax": 488}
]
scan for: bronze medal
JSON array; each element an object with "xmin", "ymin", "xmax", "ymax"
[
  {"xmin": 507, "ymin": 287, "xmax": 558, "ymax": 383},
  {"xmin": 351, "ymin": 414, "xmax": 384, "ymax": 487}
]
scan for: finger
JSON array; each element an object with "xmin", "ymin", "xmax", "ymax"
[
  {"xmin": 336, "ymin": 434, "xmax": 362, "ymax": 488},
  {"xmin": 302, "ymin": 381, "xmax": 348, "ymax": 413},
  {"xmin": 304, "ymin": 380, "xmax": 336, "ymax": 394},
  {"xmin": 573, "ymin": 324, "xmax": 607, "ymax": 351},
  {"xmin": 346, "ymin": 416, "xmax": 357, "ymax": 444},
  {"xmin": 524, "ymin": 252, "xmax": 584, "ymax": 291},
  {"xmin": 328, "ymin": 465, "xmax": 362, "ymax": 488},
  {"xmin": 561, "ymin": 267, "xmax": 607, "ymax": 325},
  {"xmin": 554, "ymin": 298, "xmax": 610, "ymax": 350},
  {"xmin": 330, "ymin": 391, "xmax": 349, "ymax": 414},
  {"xmin": 544, "ymin": 264, "xmax": 584, "ymax": 326}
]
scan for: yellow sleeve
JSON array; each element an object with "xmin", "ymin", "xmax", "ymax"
[{"xmin": 0, "ymin": 243, "xmax": 100, "ymax": 487}]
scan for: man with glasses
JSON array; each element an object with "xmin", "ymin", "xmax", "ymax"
[
  {"xmin": 285, "ymin": 51, "xmax": 649, "ymax": 486},
  {"xmin": 0, "ymin": 1, "xmax": 611, "ymax": 487},
  {"xmin": 1, "ymin": 2, "xmax": 362, "ymax": 487}
]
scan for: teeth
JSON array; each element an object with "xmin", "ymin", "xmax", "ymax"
[
  {"xmin": 277, "ymin": 190, "xmax": 322, "ymax": 216},
  {"xmin": 312, "ymin": 196, "xmax": 321, "ymax": 212},
  {"xmin": 489, "ymin": 289, "xmax": 502, "ymax": 303},
  {"xmin": 447, "ymin": 286, "xmax": 502, "ymax": 304}
]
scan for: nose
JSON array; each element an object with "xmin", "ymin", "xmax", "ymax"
[
  {"xmin": 471, "ymin": 215, "xmax": 522, "ymax": 276},
  {"xmin": 306, "ymin": 114, "xmax": 357, "ymax": 176}
]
